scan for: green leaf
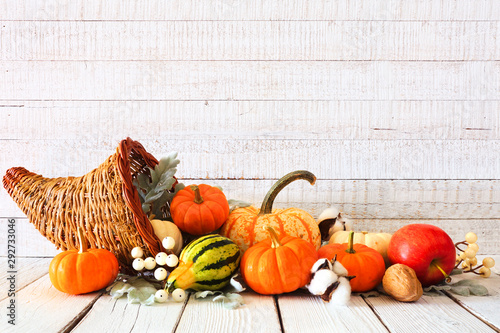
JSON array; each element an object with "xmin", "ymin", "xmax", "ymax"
[
  {"xmin": 108, "ymin": 277, "xmax": 158, "ymax": 306},
  {"xmin": 136, "ymin": 173, "xmax": 151, "ymax": 190},
  {"xmin": 131, "ymin": 152, "xmax": 184, "ymax": 218},
  {"xmin": 423, "ymin": 279, "xmax": 489, "ymax": 297}
]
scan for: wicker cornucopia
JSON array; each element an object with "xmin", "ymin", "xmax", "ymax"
[{"xmin": 2, "ymin": 138, "xmax": 173, "ymax": 269}]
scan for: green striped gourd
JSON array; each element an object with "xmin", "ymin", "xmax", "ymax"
[{"xmin": 167, "ymin": 234, "xmax": 241, "ymax": 291}]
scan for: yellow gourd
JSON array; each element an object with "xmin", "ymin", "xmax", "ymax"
[
  {"xmin": 329, "ymin": 231, "xmax": 392, "ymax": 266},
  {"xmin": 150, "ymin": 219, "xmax": 183, "ymax": 255}
]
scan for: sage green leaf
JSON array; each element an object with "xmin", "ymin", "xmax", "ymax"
[
  {"xmin": 424, "ymin": 279, "xmax": 489, "ymax": 297},
  {"xmin": 108, "ymin": 277, "xmax": 158, "ymax": 306}
]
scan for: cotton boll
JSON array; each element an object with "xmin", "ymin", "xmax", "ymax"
[
  {"xmin": 307, "ymin": 269, "xmax": 338, "ymax": 295},
  {"xmin": 331, "ymin": 214, "xmax": 352, "ymax": 234},
  {"xmin": 329, "ymin": 277, "xmax": 352, "ymax": 306},
  {"xmin": 310, "ymin": 258, "xmax": 332, "ymax": 274},
  {"xmin": 317, "ymin": 207, "xmax": 340, "ymax": 223},
  {"xmin": 332, "ymin": 260, "xmax": 349, "ymax": 277}
]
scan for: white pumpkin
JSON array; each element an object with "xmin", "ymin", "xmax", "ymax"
[
  {"xmin": 329, "ymin": 230, "xmax": 393, "ymax": 266},
  {"xmin": 150, "ymin": 219, "xmax": 183, "ymax": 255}
]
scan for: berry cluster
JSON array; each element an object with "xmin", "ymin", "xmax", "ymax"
[
  {"xmin": 455, "ymin": 232, "xmax": 495, "ymax": 278},
  {"xmin": 130, "ymin": 237, "xmax": 186, "ymax": 303}
]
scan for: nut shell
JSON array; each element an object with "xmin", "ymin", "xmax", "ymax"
[{"xmin": 382, "ymin": 264, "xmax": 423, "ymax": 302}]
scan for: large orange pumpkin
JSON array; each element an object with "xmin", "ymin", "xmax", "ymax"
[
  {"xmin": 170, "ymin": 184, "xmax": 230, "ymax": 235},
  {"xmin": 318, "ymin": 231, "xmax": 386, "ymax": 292},
  {"xmin": 220, "ymin": 170, "xmax": 321, "ymax": 252},
  {"xmin": 49, "ymin": 228, "xmax": 119, "ymax": 295},
  {"xmin": 241, "ymin": 227, "xmax": 318, "ymax": 295}
]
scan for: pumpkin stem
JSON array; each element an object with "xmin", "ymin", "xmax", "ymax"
[
  {"xmin": 266, "ymin": 226, "xmax": 282, "ymax": 248},
  {"xmin": 259, "ymin": 170, "xmax": 316, "ymax": 215},
  {"xmin": 345, "ymin": 230, "xmax": 356, "ymax": 254},
  {"xmin": 77, "ymin": 227, "xmax": 88, "ymax": 254},
  {"xmin": 190, "ymin": 185, "xmax": 204, "ymax": 204}
]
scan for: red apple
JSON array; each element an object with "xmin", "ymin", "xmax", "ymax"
[{"xmin": 387, "ymin": 224, "xmax": 456, "ymax": 287}]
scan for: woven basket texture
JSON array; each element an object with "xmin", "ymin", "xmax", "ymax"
[{"xmin": 2, "ymin": 138, "xmax": 166, "ymax": 267}]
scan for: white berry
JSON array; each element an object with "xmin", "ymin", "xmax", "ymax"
[
  {"xmin": 479, "ymin": 267, "xmax": 491, "ymax": 278},
  {"xmin": 468, "ymin": 257, "xmax": 478, "ymax": 266},
  {"xmin": 131, "ymin": 247, "xmax": 144, "ymax": 259},
  {"xmin": 467, "ymin": 243, "xmax": 479, "ymax": 252},
  {"xmin": 166, "ymin": 254, "xmax": 179, "ymax": 267},
  {"xmin": 154, "ymin": 267, "xmax": 168, "ymax": 281},
  {"xmin": 155, "ymin": 289, "xmax": 168, "ymax": 303},
  {"xmin": 172, "ymin": 288, "xmax": 186, "ymax": 302},
  {"xmin": 465, "ymin": 232, "xmax": 478, "ymax": 244},
  {"xmin": 155, "ymin": 252, "xmax": 168, "ymax": 266},
  {"xmin": 162, "ymin": 237, "xmax": 176, "ymax": 250},
  {"xmin": 464, "ymin": 248, "xmax": 476, "ymax": 259},
  {"xmin": 144, "ymin": 257, "xmax": 157, "ymax": 270},
  {"xmin": 482, "ymin": 257, "xmax": 495, "ymax": 269},
  {"xmin": 132, "ymin": 258, "xmax": 145, "ymax": 271}
]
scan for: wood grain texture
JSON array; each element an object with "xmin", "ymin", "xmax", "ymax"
[
  {"xmin": 3, "ymin": 21, "xmax": 499, "ymax": 61},
  {"xmin": 72, "ymin": 294, "xmax": 186, "ymax": 333},
  {"xmin": 175, "ymin": 292, "xmax": 281, "ymax": 333},
  {"xmin": 1, "ymin": 0, "xmax": 499, "ymax": 21},
  {"xmin": 278, "ymin": 295, "xmax": 388, "ymax": 332},
  {"xmin": 1, "ymin": 101, "xmax": 499, "ymax": 140},
  {"xmin": 0, "ymin": 274, "xmax": 101, "ymax": 332},
  {"xmin": 1, "ymin": 61, "xmax": 499, "ymax": 101},
  {"xmin": 365, "ymin": 294, "xmax": 495, "ymax": 332},
  {"xmin": 1, "ymin": 140, "xmax": 499, "ymax": 181},
  {"xmin": 0, "ymin": 257, "xmax": 51, "ymax": 300}
]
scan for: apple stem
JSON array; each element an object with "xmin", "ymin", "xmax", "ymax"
[
  {"xmin": 346, "ymin": 231, "xmax": 356, "ymax": 254},
  {"xmin": 432, "ymin": 262, "xmax": 452, "ymax": 284}
]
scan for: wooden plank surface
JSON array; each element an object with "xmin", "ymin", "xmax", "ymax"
[
  {"xmin": 0, "ymin": 257, "xmax": 51, "ymax": 301},
  {"xmin": 365, "ymin": 294, "xmax": 496, "ymax": 332},
  {"xmin": 72, "ymin": 294, "xmax": 186, "ymax": 333},
  {"xmin": 2, "ymin": 0, "xmax": 499, "ymax": 21},
  {"xmin": 442, "ymin": 255, "xmax": 500, "ymax": 331},
  {"xmin": 1, "ymin": 101, "xmax": 499, "ymax": 140},
  {"xmin": 1, "ymin": 61, "xmax": 499, "ymax": 101},
  {"xmin": 175, "ymin": 292, "xmax": 281, "ymax": 333},
  {"xmin": 0, "ymin": 274, "xmax": 101, "ymax": 332},
  {"xmin": 3, "ymin": 21, "xmax": 499, "ymax": 61},
  {"xmin": 278, "ymin": 294, "xmax": 388, "ymax": 332},
  {"xmin": 1, "ymin": 140, "xmax": 499, "ymax": 180}
]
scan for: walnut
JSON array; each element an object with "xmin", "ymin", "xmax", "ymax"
[{"xmin": 382, "ymin": 264, "xmax": 423, "ymax": 302}]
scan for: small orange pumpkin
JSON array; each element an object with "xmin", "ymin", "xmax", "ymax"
[
  {"xmin": 49, "ymin": 228, "xmax": 119, "ymax": 295},
  {"xmin": 170, "ymin": 184, "xmax": 229, "ymax": 235},
  {"xmin": 241, "ymin": 227, "xmax": 318, "ymax": 295},
  {"xmin": 220, "ymin": 170, "xmax": 321, "ymax": 252},
  {"xmin": 318, "ymin": 231, "xmax": 385, "ymax": 292}
]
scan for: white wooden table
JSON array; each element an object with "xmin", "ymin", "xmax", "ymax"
[{"xmin": 1, "ymin": 257, "xmax": 499, "ymax": 333}]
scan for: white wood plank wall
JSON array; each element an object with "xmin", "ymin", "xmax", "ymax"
[{"xmin": 0, "ymin": 1, "xmax": 499, "ymax": 256}]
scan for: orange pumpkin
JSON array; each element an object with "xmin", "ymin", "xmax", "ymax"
[
  {"xmin": 241, "ymin": 227, "xmax": 318, "ymax": 295},
  {"xmin": 318, "ymin": 231, "xmax": 385, "ymax": 292},
  {"xmin": 220, "ymin": 170, "xmax": 321, "ymax": 252},
  {"xmin": 170, "ymin": 184, "xmax": 229, "ymax": 235},
  {"xmin": 49, "ymin": 228, "xmax": 119, "ymax": 295}
]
